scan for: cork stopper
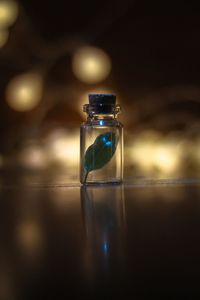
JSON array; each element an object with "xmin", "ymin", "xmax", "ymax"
[
  {"xmin": 83, "ymin": 93, "xmax": 120, "ymax": 115},
  {"xmin": 89, "ymin": 94, "xmax": 116, "ymax": 106}
]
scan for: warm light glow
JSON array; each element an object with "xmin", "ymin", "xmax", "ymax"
[
  {"xmin": 72, "ymin": 46, "xmax": 111, "ymax": 84},
  {"xmin": 128, "ymin": 131, "xmax": 180, "ymax": 175},
  {"xmin": 130, "ymin": 141, "xmax": 155, "ymax": 171},
  {"xmin": 129, "ymin": 130, "xmax": 161, "ymax": 171},
  {"xmin": 46, "ymin": 128, "xmax": 79, "ymax": 167},
  {"xmin": 153, "ymin": 144, "xmax": 179, "ymax": 173},
  {"xmin": 16, "ymin": 222, "xmax": 43, "ymax": 254},
  {"xmin": 50, "ymin": 188, "xmax": 78, "ymax": 210},
  {"xmin": 0, "ymin": 28, "xmax": 8, "ymax": 47},
  {"xmin": 6, "ymin": 72, "xmax": 43, "ymax": 112},
  {"xmin": 19, "ymin": 144, "xmax": 48, "ymax": 169},
  {"xmin": 0, "ymin": 0, "xmax": 18, "ymax": 28},
  {"xmin": 193, "ymin": 138, "xmax": 200, "ymax": 165}
]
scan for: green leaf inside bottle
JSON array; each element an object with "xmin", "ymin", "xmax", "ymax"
[{"xmin": 83, "ymin": 131, "xmax": 118, "ymax": 183}]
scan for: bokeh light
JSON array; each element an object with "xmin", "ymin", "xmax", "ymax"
[
  {"xmin": 72, "ymin": 46, "xmax": 111, "ymax": 84},
  {"xmin": 192, "ymin": 138, "xmax": 200, "ymax": 165},
  {"xmin": 6, "ymin": 72, "xmax": 43, "ymax": 112},
  {"xmin": 46, "ymin": 128, "xmax": 79, "ymax": 167},
  {"xmin": 18, "ymin": 143, "xmax": 48, "ymax": 169},
  {"xmin": 0, "ymin": 0, "xmax": 18, "ymax": 28},
  {"xmin": 127, "ymin": 130, "xmax": 181, "ymax": 176},
  {"xmin": 153, "ymin": 143, "xmax": 180, "ymax": 174},
  {"xmin": 16, "ymin": 222, "xmax": 43, "ymax": 255},
  {"xmin": 0, "ymin": 28, "xmax": 8, "ymax": 47},
  {"xmin": 127, "ymin": 130, "xmax": 160, "ymax": 171}
]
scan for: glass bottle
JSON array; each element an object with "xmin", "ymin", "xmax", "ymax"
[{"xmin": 80, "ymin": 94, "xmax": 124, "ymax": 184}]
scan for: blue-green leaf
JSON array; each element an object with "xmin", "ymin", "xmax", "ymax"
[{"xmin": 84, "ymin": 132, "xmax": 118, "ymax": 182}]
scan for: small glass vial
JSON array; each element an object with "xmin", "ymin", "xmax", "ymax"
[{"xmin": 80, "ymin": 94, "xmax": 124, "ymax": 184}]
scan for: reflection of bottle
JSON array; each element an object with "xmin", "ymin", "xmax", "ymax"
[
  {"xmin": 80, "ymin": 94, "xmax": 124, "ymax": 184},
  {"xmin": 81, "ymin": 185, "xmax": 126, "ymax": 276}
]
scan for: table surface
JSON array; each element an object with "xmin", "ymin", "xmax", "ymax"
[{"xmin": 0, "ymin": 176, "xmax": 200, "ymax": 299}]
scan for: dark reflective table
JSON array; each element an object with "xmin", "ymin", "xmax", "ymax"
[{"xmin": 0, "ymin": 176, "xmax": 200, "ymax": 299}]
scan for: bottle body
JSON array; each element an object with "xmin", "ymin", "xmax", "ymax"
[{"xmin": 80, "ymin": 117, "xmax": 123, "ymax": 184}]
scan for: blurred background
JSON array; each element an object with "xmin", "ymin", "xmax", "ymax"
[{"xmin": 0, "ymin": 0, "xmax": 200, "ymax": 182}]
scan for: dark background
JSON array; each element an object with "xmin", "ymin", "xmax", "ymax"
[
  {"xmin": 1, "ymin": 3, "xmax": 200, "ymax": 299},
  {"xmin": 0, "ymin": 0, "xmax": 200, "ymax": 177}
]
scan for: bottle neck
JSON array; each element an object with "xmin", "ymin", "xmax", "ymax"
[
  {"xmin": 83, "ymin": 104, "xmax": 121, "ymax": 121},
  {"xmin": 87, "ymin": 114, "xmax": 117, "ymax": 121}
]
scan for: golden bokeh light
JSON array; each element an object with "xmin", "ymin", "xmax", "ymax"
[
  {"xmin": 72, "ymin": 46, "xmax": 111, "ymax": 84},
  {"xmin": 6, "ymin": 72, "xmax": 43, "ymax": 112},
  {"xmin": 127, "ymin": 131, "xmax": 181, "ymax": 175},
  {"xmin": 46, "ymin": 128, "xmax": 79, "ymax": 167},
  {"xmin": 0, "ymin": 28, "xmax": 8, "ymax": 47},
  {"xmin": 128, "ymin": 142, "xmax": 153, "ymax": 171},
  {"xmin": 19, "ymin": 144, "xmax": 48, "ymax": 169},
  {"xmin": 153, "ymin": 143, "xmax": 180, "ymax": 174},
  {"xmin": 0, "ymin": 0, "xmax": 18, "ymax": 28},
  {"xmin": 128, "ymin": 130, "xmax": 161, "ymax": 171},
  {"xmin": 192, "ymin": 138, "xmax": 200, "ymax": 165}
]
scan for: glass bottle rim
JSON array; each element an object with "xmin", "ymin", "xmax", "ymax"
[{"xmin": 83, "ymin": 103, "xmax": 121, "ymax": 115}]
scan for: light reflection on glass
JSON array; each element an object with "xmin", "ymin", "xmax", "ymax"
[
  {"xmin": 103, "ymin": 238, "xmax": 108, "ymax": 256},
  {"xmin": 81, "ymin": 185, "xmax": 126, "ymax": 279}
]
